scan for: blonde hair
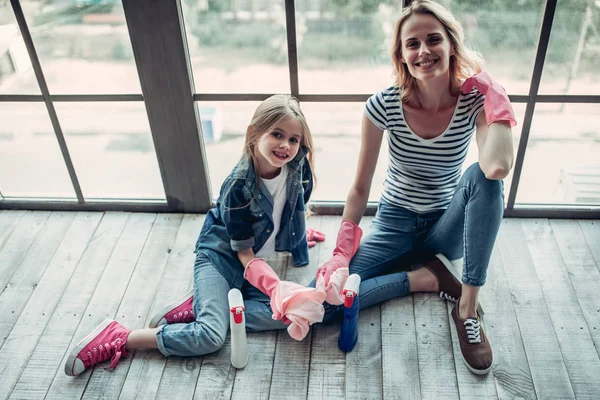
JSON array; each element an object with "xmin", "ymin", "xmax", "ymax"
[
  {"xmin": 244, "ymin": 94, "xmax": 316, "ymax": 186},
  {"xmin": 391, "ymin": 0, "xmax": 483, "ymax": 104}
]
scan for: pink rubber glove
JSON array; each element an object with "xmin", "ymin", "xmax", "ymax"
[
  {"xmin": 244, "ymin": 258, "xmax": 325, "ymax": 340},
  {"xmin": 315, "ymin": 220, "xmax": 362, "ymax": 304},
  {"xmin": 461, "ymin": 72, "xmax": 517, "ymax": 127},
  {"xmin": 306, "ymin": 228, "xmax": 326, "ymax": 248}
]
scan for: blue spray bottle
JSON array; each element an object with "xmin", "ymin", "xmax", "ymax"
[{"xmin": 338, "ymin": 274, "xmax": 361, "ymax": 353}]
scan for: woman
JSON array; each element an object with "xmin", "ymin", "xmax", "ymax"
[{"xmin": 317, "ymin": 0, "xmax": 516, "ymax": 375}]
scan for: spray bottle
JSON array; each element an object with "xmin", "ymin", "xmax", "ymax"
[
  {"xmin": 338, "ymin": 274, "xmax": 361, "ymax": 353},
  {"xmin": 228, "ymin": 288, "xmax": 248, "ymax": 368}
]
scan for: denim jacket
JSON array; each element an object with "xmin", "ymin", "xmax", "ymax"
[{"xmin": 195, "ymin": 147, "xmax": 313, "ymax": 288}]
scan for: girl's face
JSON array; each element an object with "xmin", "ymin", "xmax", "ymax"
[
  {"xmin": 254, "ymin": 117, "xmax": 303, "ymax": 178},
  {"xmin": 400, "ymin": 13, "xmax": 454, "ymax": 83}
]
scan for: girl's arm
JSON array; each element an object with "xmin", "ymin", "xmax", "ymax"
[
  {"xmin": 342, "ymin": 115, "xmax": 384, "ymax": 224},
  {"xmin": 475, "ymin": 111, "xmax": 514, "ymax": 180},
  {"xmin": 237, "ymin": 247, "xmax": 256, "ymax": 268}
]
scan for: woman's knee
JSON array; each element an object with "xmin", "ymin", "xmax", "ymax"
[{"xmin": 464, "ymin": 163, "xmax": 504, "ymax": 198}]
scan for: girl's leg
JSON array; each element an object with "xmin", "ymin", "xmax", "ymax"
[
  {"xmin": 422, "ymin": 162, "xmax": 504, "ymax": 317},
  {"xmin": 242, "ymin": 282, "xmax": 288, "ymax": 332},
  {"xmin": 155, "ymin": 254, "xmax": 231, "ymax": 356}
]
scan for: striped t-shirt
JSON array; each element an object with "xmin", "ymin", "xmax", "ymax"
[{"xmin": 365, "ymin": 86, "xmax": 485, "ymax": 213}]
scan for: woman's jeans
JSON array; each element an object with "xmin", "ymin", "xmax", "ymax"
[{"xmin": 157, "ymin": 163, "xmax": 503, "ymax": 357}]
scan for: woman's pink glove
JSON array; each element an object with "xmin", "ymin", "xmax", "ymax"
[
  {"xmin": 461, "ymin": 72, "xmax": 517, "ymax": 127},
  {"xmin": 315, "ymin": 220, "xmax": 362, "ymax": 304},
  {"xmin": 306, "ymin": 228, "xmax": 326, "ymax": 248},
  {"xmin": 244, "ymin": 258, "xmax": 325, "ymax": 340}
]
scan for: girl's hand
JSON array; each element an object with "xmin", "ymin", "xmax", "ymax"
[{"xmin": 306, "ymin": 228, "xmax": 326, "ymax": 248}]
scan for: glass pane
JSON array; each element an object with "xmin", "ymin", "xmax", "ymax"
[
  {"xmin": 20, "ymin": 1, "xmax": 140, "ymax": 94},
  {"xmin": 296, "ymin": 1, "xmax": 401, "ymax": 94},
  {"xmin": 297, "ymin": 1, "xmax": 544, "ymax": 95},
  {"xmin": 200, "ymin": 101, "xmax": 259, "ymax": 198},
  {"xmin": 0, "ymin": 102, "xmax": 75, "ymax": 198},
  {"xmin": 538, "ymin": 0, "xmax": 599, "ymax": 94},
  {"xmin": 516, "ymin": 103, "xmax": 600, "ymax": 205},
  {"xmin": 54, "ymin": 102, "xmax": 165, "ymax": 200},
  {"xmin": 448, "ymin": 1, "xmax": 544, "ymax": 95},
  {"xmin": 301, "ymin": 102, "xmax": 388, "ymax": 202},
  {"xmin": 462, "ymin": 103, "xmax": 527, "ymax": 205},
  {"xmin": 182, "ymin": 1, "xmax": 289, "ymax": 93},
  {"xmin": 0, "ymin": 3, "xmax": 39, "ymax": 94}
]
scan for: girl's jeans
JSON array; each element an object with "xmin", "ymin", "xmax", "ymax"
[{"xmin": 157, "ymin": 163, "xmax": 503, "ymax": 356}]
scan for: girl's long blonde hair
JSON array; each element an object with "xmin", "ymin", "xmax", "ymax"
[
  {"xmin": 244, "ymin": 94, "xmax": 315, "ymax": 186},
  {"xmin": 391, "ymin": 0, "xmax": 483, "ymax": 104}
]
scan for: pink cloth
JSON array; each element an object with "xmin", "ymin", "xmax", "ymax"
[
  {"xmin": 461, "ymin": 72, "xmax": 517, "ymax": 127},
  {"xmin": 244, "ymin": 258, "xmax": 326, "ymax": 340},
  {"xmin": 306, "ymin": 228, "xmax": 326, "ymax": 248},
  {"xmin": 271, "ymin": 281, "xmax": 326, "ymax": 340},
  {"xmin": 316, "ymin": 267, "xmax": 348, "ymax": 305}
]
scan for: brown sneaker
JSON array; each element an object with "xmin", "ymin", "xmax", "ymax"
[
  {"xmin": 451, "ymin": 298, "xmax": 493, "ymax": 375},
  {"xmin": 423, "ymin": 253, "xmax": 461, "ymax": 302}
]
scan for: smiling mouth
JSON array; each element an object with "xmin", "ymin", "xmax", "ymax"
[
  {"xmin": 415, "ymin": 59, "xmax": 438, "ymax": 68},
  {"xmin": 273, "ymin": 151, "xmax": 289, "ymax": 160}
]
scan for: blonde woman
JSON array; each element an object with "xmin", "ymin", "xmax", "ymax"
[{"xmin": 317, "ymin": 0, "xmax": 515, "ymax": 375}]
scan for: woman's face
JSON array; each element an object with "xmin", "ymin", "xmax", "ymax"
[{"xmin": 400, "ymin": 13, "xmax": 454, "ymax": 83}]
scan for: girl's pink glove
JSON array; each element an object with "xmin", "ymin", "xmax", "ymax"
[
  {"xmin": 244, "ymin": 258, "xmax": 325, "ymax": 340},
  {"xmin": 315, "ymin": 220, "xmax": 362, "ymax": 304},
  {"xmin": 306, "ymin": 228, "xmax": 326, "ymax": 248},
  {"xmin": 461, "ymin": 72, "xmax": 517, "ymax": 127}
]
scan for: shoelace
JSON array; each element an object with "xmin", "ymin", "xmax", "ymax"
[
  {"xmin": 439, "ymin": 291, "xmax": 457, "ymax": 302},
  {"xmin": 85, "ymin": 338, "xmax": 126, "ymax": 370},
  {"xmin": 464, "ymin": 318, "xmax": 482, "ymax": 344}
]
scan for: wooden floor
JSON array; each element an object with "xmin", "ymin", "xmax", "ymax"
[{"xmin": 0, "ymin": 210, "xmax": 599, "ymax": 399}]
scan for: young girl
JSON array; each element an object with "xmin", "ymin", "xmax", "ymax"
[
  {"xmin": 64, "ymin": 94, "xmax": 327, "ymax": 376},
  {"xmin": 317, "ymin": 0, "xmax": 515, "ymax": 375}
]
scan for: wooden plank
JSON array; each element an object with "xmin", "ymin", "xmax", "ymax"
[
  {"xmin": 523, "ymin": 219, "xmax": 600, "ymax": 398},
  {"xmin": 307, "ymin": 216, "xmax": 346, "ymax": 399},
  {"xmin": 0, "ymin": 211, "xmax": 51, "ymax": 295},
  {"xmin": 413, "ymin": 292, "xmax": 459, "ymax": 399},
  {"xmin": 472, "ymin": 237, "xmax": 535, "ymax": 399},
  {"xmin": 84, "ymin": 214, "xmax": 183, "ymax": 400},
  {"xmin": 382, "ymin": 296, "xmax": 420, "ymax": 400},
  {"xmin": 152, "ymin": 214, "xmax": 207, "ymax": 400},
  {"xmin": 0, "ymin": 212, "xmax": 75, "ymax": 350},
  {"xmin": 345, "ymin": 216, "xmax": 382, "ymax": 400},
  {"xmin": 45, "ymin": 213, "xmax": 156, "ymax": 400},
  {"xmin": 578, "ymin": 220, "xmax": 600, "ymax": 267},
  {"xmin": 0, "ymin": 212, "xmax": 103, "ymax": 399},
  {"xmin": 230, "ymin": 251, "xmax": 287, "ymax": 400},
  {"xmin": 9, "ymin": 212, "xmax": 128, "ymax": 400},
  {"xmin": 269, "ymin": 215, "xmax": 322, "ymax": 400},
  {"xmin": 0, "ymin": 210, "xmax": 27, "ymax": 253},
  {"xmin": 446, "ymin": 261, "xmax": 497, "ymax": 399},
  {"xmin": 193, "ymin": 335, "xmax": 236, "ymax": 400},
  {"xmin": 346, "ymin": 306, "xmax": 382, "ymax": 400},
  {"xmin": 497, "ymin": 219, "xmax": 575, "ymax": 399}
]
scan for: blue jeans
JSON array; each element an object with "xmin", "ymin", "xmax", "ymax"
[
  {"xmin": 156, "ymin": 254, "xmax": 287, "ymax": 357},
  {"xmin": 157, "ymin": 163, "xmax": 503, "ymax": 355},
  {"xmin": 316, "ymin": 162, "xmax": 504, "ymax": 319}
]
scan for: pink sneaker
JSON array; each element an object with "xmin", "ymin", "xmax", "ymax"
[
  {"xmin": 148, "ymin": 290, "xmax": 195, "ymax": 328},
  {"xmin": 64, "ymin": 319, "xmax": 130, "ymax": 376}
]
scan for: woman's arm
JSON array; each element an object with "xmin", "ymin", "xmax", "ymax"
[
  {"xmin": 475, "ymin": 111, "xmax": 514, "ymax": 180},
  {"xmin": 342, "ymin": 115, "xmax": 384, "ymax": 223}
]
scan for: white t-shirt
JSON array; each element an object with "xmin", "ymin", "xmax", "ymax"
[{"xmin": 256, "ymin": 165, "xmax": 288, "ymax": 257}]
